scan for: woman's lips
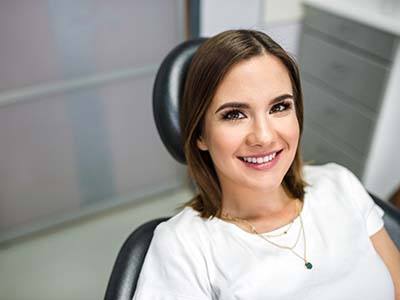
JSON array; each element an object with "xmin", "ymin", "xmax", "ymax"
[{"xmin": 238, "ymin": 149, "xmax": 283, "ymax": 170}]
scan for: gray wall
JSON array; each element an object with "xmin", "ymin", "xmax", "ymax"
[{"xmin": 0, "ymin": 0, "xmax": 186, "ymax": 244}]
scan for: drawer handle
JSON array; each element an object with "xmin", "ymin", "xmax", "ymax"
[
  {"xmin": 331, "ymin": 62, "xmax": 347, "ymax": 74},
  {"xmin": 325, "ymin": 62, "xmax": 348, "ymax": 80}
]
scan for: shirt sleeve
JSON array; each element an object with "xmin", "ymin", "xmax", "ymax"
[
  {"xmin": 132, "ymin": 222, "xmax": 213, "ymax": 300},
  {"xmin": 340, "ymin": 164, "xmax": 385, "ymax": 236}
]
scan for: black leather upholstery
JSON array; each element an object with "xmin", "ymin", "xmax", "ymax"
[
  {"xmin": 104, "ymin": 217, "xmax": 169, "ymax": 300},
  {"xmin": 104, "ymin": 38, "xmax": 400, "ymax": 300},
  {"xmin": 370, "ymin": 193, "xmax": 400, "ymax": 248},
  {"xmin": 153, "ymin": 38, "xmax": 206, "ymax": 164}
]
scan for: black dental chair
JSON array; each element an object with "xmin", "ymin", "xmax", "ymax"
[{"xmin": 104, "ymin": 38, "xmax": 400, "ymax": 300}]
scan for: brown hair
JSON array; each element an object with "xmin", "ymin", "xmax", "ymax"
[{"xmin": 179, "ymin": 29, "xmax": 307, "ymax": 219}]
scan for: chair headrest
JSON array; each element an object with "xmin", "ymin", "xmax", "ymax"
[{"xmin": 153, "ymin": 38, "xmax": 206, "ymax": 164}]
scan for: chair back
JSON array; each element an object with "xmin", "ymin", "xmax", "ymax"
[
  {"xmin": 152, "ymin": 38, "xmax": 206, "ymax": 163},
  {"xmin": 104, "ymin": 217, "xmax": 169, "ymax": 300}
]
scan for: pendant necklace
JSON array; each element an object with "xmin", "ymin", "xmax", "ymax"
[{"xmin": 221, "ymin": 200, "xmax": 313, "ymax": 269}]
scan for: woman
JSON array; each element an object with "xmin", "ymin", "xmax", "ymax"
[{"xmin": 133, "ymin": 30, "xmax": 400, "ymax": 299}]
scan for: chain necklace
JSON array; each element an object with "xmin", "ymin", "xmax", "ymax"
[
  {"xmin": 221, "ymin": 200, "xmax": 313, "ymax": 269},
  {"xmin": 264, "ymin": 217, "xmax": 295, "ymax": 238}
]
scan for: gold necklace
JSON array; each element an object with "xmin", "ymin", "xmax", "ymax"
[
  {"xmin": 222, "ymin": 206, "xmax": 300, "ymax": 247},
  {"xmin": 265, "ymin": 219, "xmax": 295, "ymax": 237},
  {"xmin": 221, "ymin": 200, "xmax": 313, "ymax": 269}
]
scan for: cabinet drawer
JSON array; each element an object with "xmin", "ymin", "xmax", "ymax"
[
  {"xmin": 301, "ymin": 124, "xmax": 364, "ymax": 177},
  {"xmin": 303, "ymin": 5, "xmax": 396, "ymax": 61},
  {"xmin": 299, "ymin": 33, "xmax": 388, "ymax": 112},
  {"xmin": 302, "ymin": 80, "xmax": 375, "ymax": 155}
]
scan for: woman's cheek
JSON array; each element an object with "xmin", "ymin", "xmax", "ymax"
[
  {"xmin": 281, "ymin": 116, "xmax": 300, "ymax": 139},
  {"xmin": 210, "ymin": 127, "xmax": 243, "ymax": 158}
]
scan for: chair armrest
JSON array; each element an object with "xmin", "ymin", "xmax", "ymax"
[
  {"xmin": 369, "ymin": 192, "xmax": 400, "ymax": 249},
  {"xmin": 104, "ymin": 217, "xmax": 170, "ymax": 300}
]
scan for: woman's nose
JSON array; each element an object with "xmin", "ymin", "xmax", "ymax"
[{"xmin": 245, "ymin": 117, "xmax": 276, "ymax": 147}]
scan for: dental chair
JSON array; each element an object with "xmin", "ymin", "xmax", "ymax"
[{"xmin": 104, "ymin": 38, "xmax": 400, "ymax": 300}]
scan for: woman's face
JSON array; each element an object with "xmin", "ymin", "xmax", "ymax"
[{"xmin": 197, "ymin": 54, "xmax": 300, "ymax": 193}]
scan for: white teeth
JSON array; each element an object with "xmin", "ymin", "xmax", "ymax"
[{"xmin": 242, "ymin": 152, "xmax": 278, "ymax": 164}]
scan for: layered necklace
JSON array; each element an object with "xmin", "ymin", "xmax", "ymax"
[{"xmin": 221, "ymin": 200, "xmax": 313, "ymax": 269}]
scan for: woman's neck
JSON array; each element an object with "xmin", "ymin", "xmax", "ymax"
[{"xmin": 220, "ymin": 184, "xmax": 294, "ymax": 221}]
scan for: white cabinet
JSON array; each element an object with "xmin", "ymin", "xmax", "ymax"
[{"xmin": 298, "ymin": 1, "xmax": 400, "ymax": 199}]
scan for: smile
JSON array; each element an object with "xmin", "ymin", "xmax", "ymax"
[
  {"xmin": 239, "ymin": 150, "xmax": 282, "ymax": 164},
  {"xmin": 238, "ymin": 150, "xmax": 283, "ymax": 170}
]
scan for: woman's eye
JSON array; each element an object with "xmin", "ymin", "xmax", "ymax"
[
  {"xmin": 222, "ymin": 109, "xmax": 245, "ymax": 121},
  {"xmin": 270, "ymin": 101, "xmax": 292, "ymax": 114}
]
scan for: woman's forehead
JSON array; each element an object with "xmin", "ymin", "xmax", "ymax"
[{"xmin": 210, "ymin": 54, "xmax": 292, "ymax": 108}]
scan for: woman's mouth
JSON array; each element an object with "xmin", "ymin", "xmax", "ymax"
[{"xmin": 238, "ymin": 149, "xmax": 283, "ymax": 170}]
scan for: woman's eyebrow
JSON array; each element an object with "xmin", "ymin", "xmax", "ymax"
[{"xmin": 214, "ymin": 93, "xmax": 293, "ymax": 114}]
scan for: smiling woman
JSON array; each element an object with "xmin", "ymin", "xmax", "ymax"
[
  {"xmin": 195, "ymin": 53, "xmax": 301, "ymax": 223},
  {"xmin": 133, "ymin": 30, "xmax": 400, "ymax": 300},
  {"xmin": 181, "ymin": 30, "xmax": 306, "ymax": 222}
]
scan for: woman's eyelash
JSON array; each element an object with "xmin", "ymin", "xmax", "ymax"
[
  {"xmin": 221, "ymin": 109, "xmax": 244, "ymax": 121},
  {"xmin": 270, "ymin": 101, "xmax": 293, "ymax": 114},
  {"xmin": 221, "ymin": 101, "xmax": 293, "ymax": 121}
]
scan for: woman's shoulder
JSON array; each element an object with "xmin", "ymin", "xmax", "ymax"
[
  {"xmin": 154, "ymin": 206, "xmax": 211, "ymax": 243},
  {"xmin": 303, "ymin": 163, "xmax": 384, "ymax": 236},
  {"xmin": 303, "ymin": 162, "xmax": 350, "ymax": 179},
  {"xmin": 303, "ymin": 162, "xmax": 353, "ymax": 188}
]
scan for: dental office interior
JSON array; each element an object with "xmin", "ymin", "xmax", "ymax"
[{"xmin": 0, "ymin": 0, "xmax": 399, "ymax": 299}]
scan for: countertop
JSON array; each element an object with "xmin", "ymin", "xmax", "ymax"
[{"xmin": 303, "ymin": 0, "xmax": 400, "ymax": 36}]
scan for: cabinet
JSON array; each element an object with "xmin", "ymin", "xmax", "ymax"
[{"xmin": 298, "ymin": 5, "xmax": 396, "ymax": 178}]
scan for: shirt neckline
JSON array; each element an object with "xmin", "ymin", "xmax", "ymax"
[{"xmin": 212, "ymin": 194, "xmax": 310, "ymax": 239}]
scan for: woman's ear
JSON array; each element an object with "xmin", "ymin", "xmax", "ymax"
[{"xmin": 197, "ymin": 136, "xmax": 209, "ymax": 151}]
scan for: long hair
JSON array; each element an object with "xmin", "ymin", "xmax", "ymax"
[{"xmin": 179, "ymin": 29, "xmax": 307, "ymax": 219}]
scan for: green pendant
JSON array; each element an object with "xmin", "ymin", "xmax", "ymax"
[{"xmin": 305, "ymin": 262, "xmax": 313, "ymax": 269}]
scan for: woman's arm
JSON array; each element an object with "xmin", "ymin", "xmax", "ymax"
[{"xmin": 370, "ymin": 227, "xmax": 400, "ymax": 300}]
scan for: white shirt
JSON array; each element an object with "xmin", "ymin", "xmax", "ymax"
[{"xmin": 133, "ymin": 163, "xmax": 395, "ymax": 299}]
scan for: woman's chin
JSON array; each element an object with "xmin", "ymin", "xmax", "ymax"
[{"xmin": 242, "ymin": 179, "xmax": 283, "ymax": 193}]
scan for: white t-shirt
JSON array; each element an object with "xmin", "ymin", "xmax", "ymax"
[{"xmin": 133, "ymin": 163, "xmax": 395, "ymax": 299}]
